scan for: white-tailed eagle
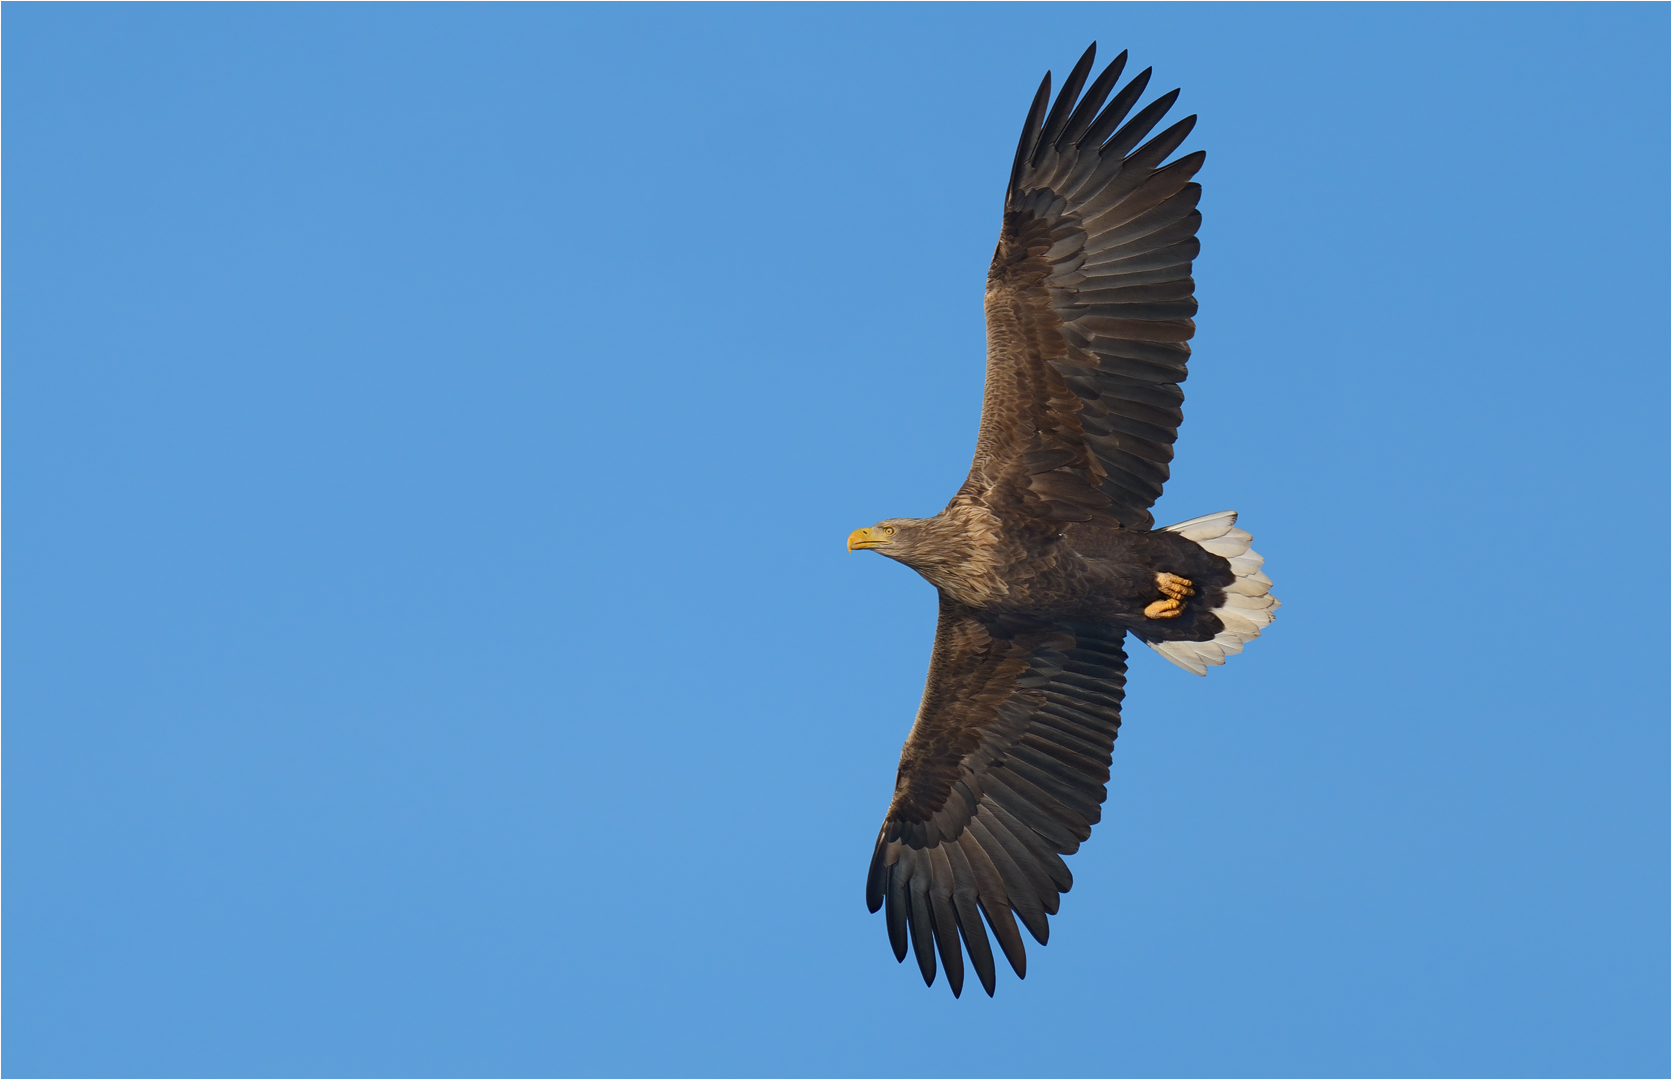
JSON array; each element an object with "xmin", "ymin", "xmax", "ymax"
[{"xmin": 849, "ymin": 43, "xmax": 1279, "ymax": 997}]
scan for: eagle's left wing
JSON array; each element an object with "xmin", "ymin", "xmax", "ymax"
[
  {"xmin": 866, "ymin": 597, "xmax": 1128, "ymax": 996},
  {"xmin": 963, "ymin": 44, "xmax": 1203, "ymax": 532}
]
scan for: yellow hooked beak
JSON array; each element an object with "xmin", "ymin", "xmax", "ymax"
[{"xmin": 847, "ymin": 526, "xmax": 891, "ymax": 551}]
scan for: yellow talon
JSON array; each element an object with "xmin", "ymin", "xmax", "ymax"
[
  {"xmin": 1156, "ymin": 573, "xmax": 1195, "ymax": 601},
  {"xmin": 1146, "ymin": 573, "xmax": 1194, "ymax": 618},
  {"xmin": 1145, "ymin": 598, "xmax": 1183, "ymax": 619}
]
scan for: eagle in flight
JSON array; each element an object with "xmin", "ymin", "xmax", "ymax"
[{"xmin": 848, "ymin": 44, "xmax": 1279, "ymax": 997}]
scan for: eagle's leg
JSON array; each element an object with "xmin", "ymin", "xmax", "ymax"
[
  {"xmin": 1144, "ymin": 573, "xmax": 1195, "ymax": 619},
  {"xmin": 1156, "ymin": 573, "xmax": 1195, "ymax": 600}
]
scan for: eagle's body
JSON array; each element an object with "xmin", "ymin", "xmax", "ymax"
[
  {"xmin": 885, "ymin": 509, "xmax": 1236, "ymax": 635},
  {"xmin": 849, "ymin": 44, "xmax": 1279, "ymax": 998}
]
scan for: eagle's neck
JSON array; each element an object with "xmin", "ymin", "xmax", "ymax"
[{"xmin": 903, "ymin": 502, "xmax": 1011, "ymax": 608}]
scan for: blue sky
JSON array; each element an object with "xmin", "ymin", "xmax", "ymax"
[{"xmin": 6, "ymin": 4, "xmax": 1667, "ymax": 1077}]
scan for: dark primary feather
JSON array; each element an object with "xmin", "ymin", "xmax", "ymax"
[
  {"xmin": 1007, "ymin": 73, "xmax": 1053, "ymax": 196},
  {"xmin": 1101, "ymin": 89, "xmax": 1183, "ymax": 161},
  {"xmin": 943, "ymin": 842, "xmax": 997, "ymax": 996},
  {"xmin": 1057, "ymin": 50, "xmax": 1127, "ymax": 149},
  {"xmin": 1033, "ymin": 44, "xmax": 1098, "ymax": 164},
  {"xmin": 1081, "ymin": 66, "xmax": 1152, "ymax": 150}
]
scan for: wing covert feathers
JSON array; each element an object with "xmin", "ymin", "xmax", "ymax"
[
  {"xmin": 867, "ymin": 599, "xmax": 1127, "ymax": 996},
  {"xmin": 972, "ymin": 43, "xmax": 1202, "ymax": 532}
]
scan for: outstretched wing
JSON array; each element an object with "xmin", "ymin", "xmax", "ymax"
[
  {"xmin": 865, "ymin": 597, "xmax": 1127, "ymax": 996},
  {"xmin": 967, "ymin": 44, "xmax": 1202, "ymax": 531}
]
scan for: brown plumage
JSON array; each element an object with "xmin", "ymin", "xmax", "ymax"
[{"xmin": 849, "ymin": 43, "xmax": 1279, "ymax": 998}]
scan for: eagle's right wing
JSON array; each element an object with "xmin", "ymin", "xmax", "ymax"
[{"xmin": 866, "ymin": 597, "xmax": 1127, "ymax": 997}]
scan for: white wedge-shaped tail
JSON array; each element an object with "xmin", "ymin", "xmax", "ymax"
[{"xmin": 1147, "ymin": 511, "xmax": 1279, "ymax": 675}]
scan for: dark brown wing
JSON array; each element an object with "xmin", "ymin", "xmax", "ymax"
[
  {"xmin": 967, "ymin": 44, "xmax": 1202, "ymax": 531},
  {"xmin": 865, "ymin": 597, "xmax": 1127, "ymax": 996}
]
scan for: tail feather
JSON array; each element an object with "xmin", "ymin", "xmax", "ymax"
[{"xmin": 1148, "ymin": 511, "xmax": 1278, "ymax": 676}]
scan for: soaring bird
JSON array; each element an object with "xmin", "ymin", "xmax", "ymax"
[{"xmin": 849, "ymin": 43, "xmax": 1278, "ymax": 998}]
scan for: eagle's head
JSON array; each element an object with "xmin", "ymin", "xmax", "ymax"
[
  {"xmin": 847, "ymin": 509, "xmax": 1010, "ymax": 606},
  {"xmin": 847, "ymin": 517, "xmax": 968, "ymax": 571},
  {"xmin": 848, "ymin": 518, "xmax": 913, "ymax": 557}
]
